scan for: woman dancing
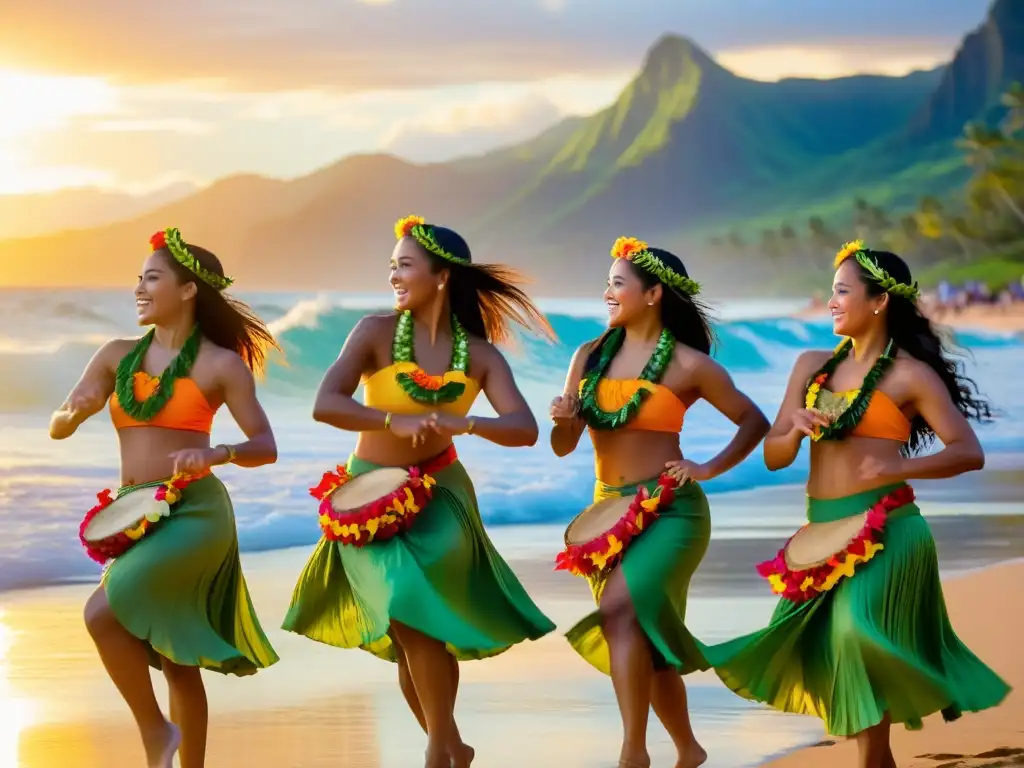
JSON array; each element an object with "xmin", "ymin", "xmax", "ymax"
[
  {"xmin": 704, "ymin": 242, "xmax": 1010, "ymax": 768},
  {"xmin": 549, "ymin": 237, "xmax": 770, "ymax": 768},
  {"xmin": 49, "ymin": 228, "xmax": 281, "ymax": 768},
  {"xmin": 282, "ymin": 215, "xmax": 557, "ymax": 768}
]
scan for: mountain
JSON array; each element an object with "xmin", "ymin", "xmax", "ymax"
[
  {"xmin": 1, "ymin": 0, "xmax": 1021, "ymax": 293},
  {"xmin": 0, "ymin": 182, "xmax": 198, "ymax": 240}
]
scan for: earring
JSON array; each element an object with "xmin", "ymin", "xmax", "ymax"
[
  {"xmin": 647, "ymin": 301, "xmax": 654, "ymax": 306},
  {"xmin": 873, "ymin": 309, "xmax": 879, "ymax": 315},
  {"xmin": 438, "ymin": 283, "xmax": 445, "ymax": 290}
]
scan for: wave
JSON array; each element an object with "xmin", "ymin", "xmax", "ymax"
[{"xmin": 1, "ymin": 290, "xmax": 1021, "ymax": 591}]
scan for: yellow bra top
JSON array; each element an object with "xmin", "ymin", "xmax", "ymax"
[
  {"xmin": 813, "ymin": 388, "xmax": 911, "ymax": 443},
  {"xmin": 362, "ymin": 362, "xmax": 481, "ymax": 417},
  {"xmin": 579, "ymin": 378, "xmax": 686, "ymax": 433}
]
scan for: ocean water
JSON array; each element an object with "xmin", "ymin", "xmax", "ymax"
[{"xmin": 1, "ymin": 288, "xmax": 1022, "ymax": 592}]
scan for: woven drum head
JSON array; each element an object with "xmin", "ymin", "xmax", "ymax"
[
  {"xmin": 784, "ymin": 512, "xmax": 868, "ymax": 570},
  {"xmin": 565, "ymin": 497, "xmax": 634, "ymax": 546},
  {"xmin": 329, "ymin": 468, "xmax": 411, "ymax": 512},
  {"xmin": 82, "ymin": 491, "xmax": 168, "ymax": 541}
]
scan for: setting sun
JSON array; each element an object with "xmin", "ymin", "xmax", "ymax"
[{"xmin": 0, "ymin": 69, "xmax": 118, "ymax": 193}]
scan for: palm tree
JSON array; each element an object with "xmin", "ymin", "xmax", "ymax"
[
  {"xmin": 957, "ymin": 121, "xmax": 1024, "ymax": 225},
  {"xmin": 1000, "ymin": 82, "xmax": 1024, "ymax": 137}
]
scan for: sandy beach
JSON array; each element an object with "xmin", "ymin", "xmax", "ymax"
[{"xmin": 0, "ymin": 472, "xmax": 1021, "ymax": 768}]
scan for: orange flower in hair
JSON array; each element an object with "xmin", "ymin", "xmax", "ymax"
[
  {"xmin": 395, "ymin": 215, "xmax": 425, "ymax": 241},
  {"xmin": 611, "ymin": 236, "xmax": 648, "ymax": 261},
  {"xmin": 149, "ymin": 231, "xmax": 168, "ymax": 251},
  {"xmin": 834, "ymin": 239, "xmax": 865, "ymax": 268}
]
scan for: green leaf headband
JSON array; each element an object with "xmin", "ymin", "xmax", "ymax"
[
  {"xmin": 394, "ymin": 214, "xmax": 469, "ymax": 265},
  {"xmin": 611, "ymin": 236, "xmax": 700, "ymax": 297},
  {"xmin": 833, "ymin": 240, "xmax": 919, "ymax": 302},
  {"xmin": 149, "ymin": 228, "xmax": 234, "ymax": 291}
]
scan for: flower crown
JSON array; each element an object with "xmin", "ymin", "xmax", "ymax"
[
  {"xmin": 833, "ymin": 240, "xmax": 919, "ymax": 302},
  {"xmin": 150, "ymin": 228, "xmax": 233, "ymax": 291},
  {"xmin": 394, "ymin": 214, "xmax": 468, "ymax": 265},
  {"xmin": 611, "ymin": 237, "xmax": 700, "ymax": 297}
]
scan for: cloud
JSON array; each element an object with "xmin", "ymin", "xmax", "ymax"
[
  {"xmin": 718, "ymin": 40, "xmax": 953, "ymax": 81},
  {"xmin": 381, "ymin": 93, "xmax": 566, "ymax": 162},
  {"xmin": 0, "ymin": 0, "xmax": 989, "ymax": 91},
  {"xmin": 91, "ymin": 118, "xmax": 216, "ymax": 135}
]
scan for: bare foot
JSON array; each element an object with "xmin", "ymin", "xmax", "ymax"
[
  {"xmin": 451, "ymin": 743, "xmax": 475, "ymax": 768},
  {"xmin": 143, "ymin": 721, "xmax": 181, "ymax": 768},
  {"xmin": 618, "ymin": 755, "xmax": 651, "ymax": 768},
  {"xmin": 425, "ymin": 743, "xmax": 449, "ymax": 768},
  {"xmin": 675, "ymin": 743, "xmax": 708, "ymax": 768}
]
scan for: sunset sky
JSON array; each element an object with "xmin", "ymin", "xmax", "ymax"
[{"xmin": 0, "ymin": 0, "xmax": 991, "ymax": 196}]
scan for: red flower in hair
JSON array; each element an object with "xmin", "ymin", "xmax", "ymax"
[{"xmin": 150, "ymin": 230, "xmax": 167, "ymax": 251}]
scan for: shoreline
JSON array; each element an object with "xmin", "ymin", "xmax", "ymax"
[{"xmin": 794, "ymin": 302, "xmax": 1024, "ymax": 335}]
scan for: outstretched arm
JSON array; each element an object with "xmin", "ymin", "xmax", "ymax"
[{"xmin": 49, "ymin": 340, "xmax": 122, "ymax": 439}]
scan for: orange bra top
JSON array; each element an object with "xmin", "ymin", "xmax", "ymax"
[
  {"xmin": 109, "ymin": 372, "xmax": 217, "ymax": 433},
  {"xmin": 578, "ymin": 378, "xmax": 686, "ymax": 433},
  {"xmin": 362, "ymin": 362, "xmax": 481, "ymax": 418},
  {"xmin": 816, "ymin": 388, "xmax": 911, "ymax": 443}
]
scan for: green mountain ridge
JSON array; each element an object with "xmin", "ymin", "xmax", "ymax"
[{"xmin": 1, "ymin": 0, "xmax": 1021, "ymax": 293}]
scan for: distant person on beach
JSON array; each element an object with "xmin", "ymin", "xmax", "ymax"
[
  {"xmin": 703, "ymin": 240, "xmax": 1010, "ymax": 768},
  {"xmin": 48, "ymin": 228, "xmax": 281, "ymax": 768},
  {"xmin": 548, "ymin": 236, "xmax": 770, "ymax": 768},
  {"xmin": 281, "ymin": 215, "xmax": 556, "ymax": 768}
]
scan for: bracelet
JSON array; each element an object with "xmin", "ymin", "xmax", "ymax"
[
  {"xmin": 218, "ymin": 444, "xmax": 237, "ymax": 465},
  {"xmin": 384, "ymin": 412, "xmax": 393, "ymax": 431},
  {"xmin": 466, "ymin": 417, "xmax": 476, "ymax": 435}
]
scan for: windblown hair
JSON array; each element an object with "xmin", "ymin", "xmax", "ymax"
[
  {"xmin": 409, "ymin": 225, "xmax": 555, "ymax": 345},
  {"xmin": 586, "ymin": 247, "xmax": 715, "ymax": 372},
  {"xmin": 157, "ymin": 244, "xmax": 280, "ymax": 377},
  {"xmin": 853, "ymin": 249, "xmax": 993, "ymax": 454}
]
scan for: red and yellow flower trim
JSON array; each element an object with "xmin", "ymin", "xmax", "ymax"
[
  {"xmin": 79, "ymin": 473, "xmax": 198, "ymax": 565},
  {"xmin": 755, "ymin": 485, "xmax": 915, "ymax": 603},
  {"xmin": 394, "ymin": 214, "xmax": 425, "ymax": 240},
  {"xmin": 555, "ymin": 474, "xmax": 678, "ymax": 578},
  {"xmin": 310, "ymin": 465, "xmax": 437, "ymax": 546}
]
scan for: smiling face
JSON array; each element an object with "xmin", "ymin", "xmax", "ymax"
[
  {"xmin": 829, "ymin": 258, "xmax": 887, "ymax": 337},
  {"xmin": 604, "ymin": 258, "xmax": 660, "ymax": 327},
  {"xmin": 135, "ymin": 252, "xmax": 197, "ymax": 326},
  {"xmin": 389, "ymin": 237, "xmax": 445, "ymax": 312}
]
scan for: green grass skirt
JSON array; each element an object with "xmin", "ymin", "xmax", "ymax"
[
  {"xmin": 281, "ymin": 454, "xmax": 556, "ymax": 661},
  {"xmin": 101, "ymin": 474, "xmax": 279, "ymax": 676},
  {"xmin": 703, "ymin": 483, "xmax": 1011, "ymax": 736},
  {"xmin": 564, "ymin": 476, "xmax": 712, "ymax": 676}
]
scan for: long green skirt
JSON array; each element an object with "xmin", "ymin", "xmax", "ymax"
[
  {"xmin": 703, "ymin": 483, "xmax": 1011, "ymax": 736},
  {"xmin": 102, "ymin": 473, "xmax": 279, "ymax": 675},
  {"xmin": 281, "ymin": 454, "xmax": 556, "ymax": 661},
  {"xmin": 565, "ymin": 476, "xmax": 712, "ymax": 676}
]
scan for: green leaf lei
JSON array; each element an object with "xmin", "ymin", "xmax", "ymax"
[
  {"xmin": 579, "ymin": 327, "xmax": 676, "ymax": 430},
  {"xmin": 806, "ymin": 337, "xmax": 896, "ymax": 441},
  {"xmin": 114, "ymin": 326, "xmax": 202, "ymax": 421},
  {"xmin": 392, "ymin": 310, "xmax": 470, "ymax": 405}
]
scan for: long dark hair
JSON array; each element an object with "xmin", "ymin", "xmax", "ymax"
[
  {"xmin": 158, "ymin": 244, "xmax": 280, "ymax": 377},
  {"xmin": 586, "ymin": 247, "xmax": 716, "ymax": 372},
  {"xmin": 415, "ymin": 225, "xmax": 555, "ymax": 345},
  {"xmin": 857, "ymin": 249, "xmax": 992, "ymax": 453}
]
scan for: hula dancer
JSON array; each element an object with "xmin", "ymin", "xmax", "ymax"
[
  {"xmin": 282, "ymin": 215, "xmax": 557, "ymax": 768},
  {"xmin": 49, "ymin": 229, "xmax": 281, "ymax": 768},
  {"xmin": 550, "ymin": 237, "xmax": 770, "ymax": 768},
  {"xmin": 704, "ymin": 243, "xmax": 1010, "ymax": 768}
]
